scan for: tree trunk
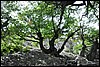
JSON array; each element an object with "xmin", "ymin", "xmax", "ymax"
[
  {"xmin": 80, "ymin": 25, "xmax": 87, "ymax": 57},
  {"xmin": 37, "ymin": 31, "xmax": 61, "ymax": 57},
  {"xmin": 37, "ymin": 31, "xmax": 52, "ymax": 54},
  {"xmin": 86, "ymin": 38, "xmax": 98, "ymax": 61},
  {"xmin": 37, "ymin": 28, "xmax": 80, "ymax": 58},
  {"xmin": 37, "ymin": 30, "xmax": 65, "ymax": 58},
  {"xmin": 39, "ymin": 37, "xmax": 52, "ymax": 54},
  {"xmin": 80, "ymin": 46, "xmax": 86, "ymax": 57}
]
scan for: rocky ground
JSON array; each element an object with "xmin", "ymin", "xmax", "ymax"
[{"xmin": 1, "ymin": 48, "xmax": 99, "ymax": 66}]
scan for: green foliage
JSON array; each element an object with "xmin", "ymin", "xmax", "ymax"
[
  {"xmin": 1, "ymin": 42, "xmax": 23, "ymax": 55},
  {"xmin": 32, "ymin": 42, "xmax": 39, "ymax": 47},
  {"xmin": 22, "ymin": 46, "xmax": 31, "ymax": 53},
  {"xmin": 73, "ymin": 44, "xmax": 82, "ymax": 54}
]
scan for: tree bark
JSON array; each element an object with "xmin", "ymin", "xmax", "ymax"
[
  {"xmin": 37, "ymin": 31, "xmax": 52, "ymax": 54},
  {"xmin": 37, "ymin": 30, "xmax": 64, "ymax": 58},
  {"xmin": 86, "ymin": 38, "xmax": 98, "ymax": 61},
  {"xmin": 37, "ymin": 31, "xmax": 59, "ymax": 56},
  {"xmin": 80, "ymin": 25, "xmax": 87, "ymax": 57}
]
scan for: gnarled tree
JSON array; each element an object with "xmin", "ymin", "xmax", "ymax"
[{"xmin": 1, "ymin": 1, "xmax": 99, "ymax": 58}]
